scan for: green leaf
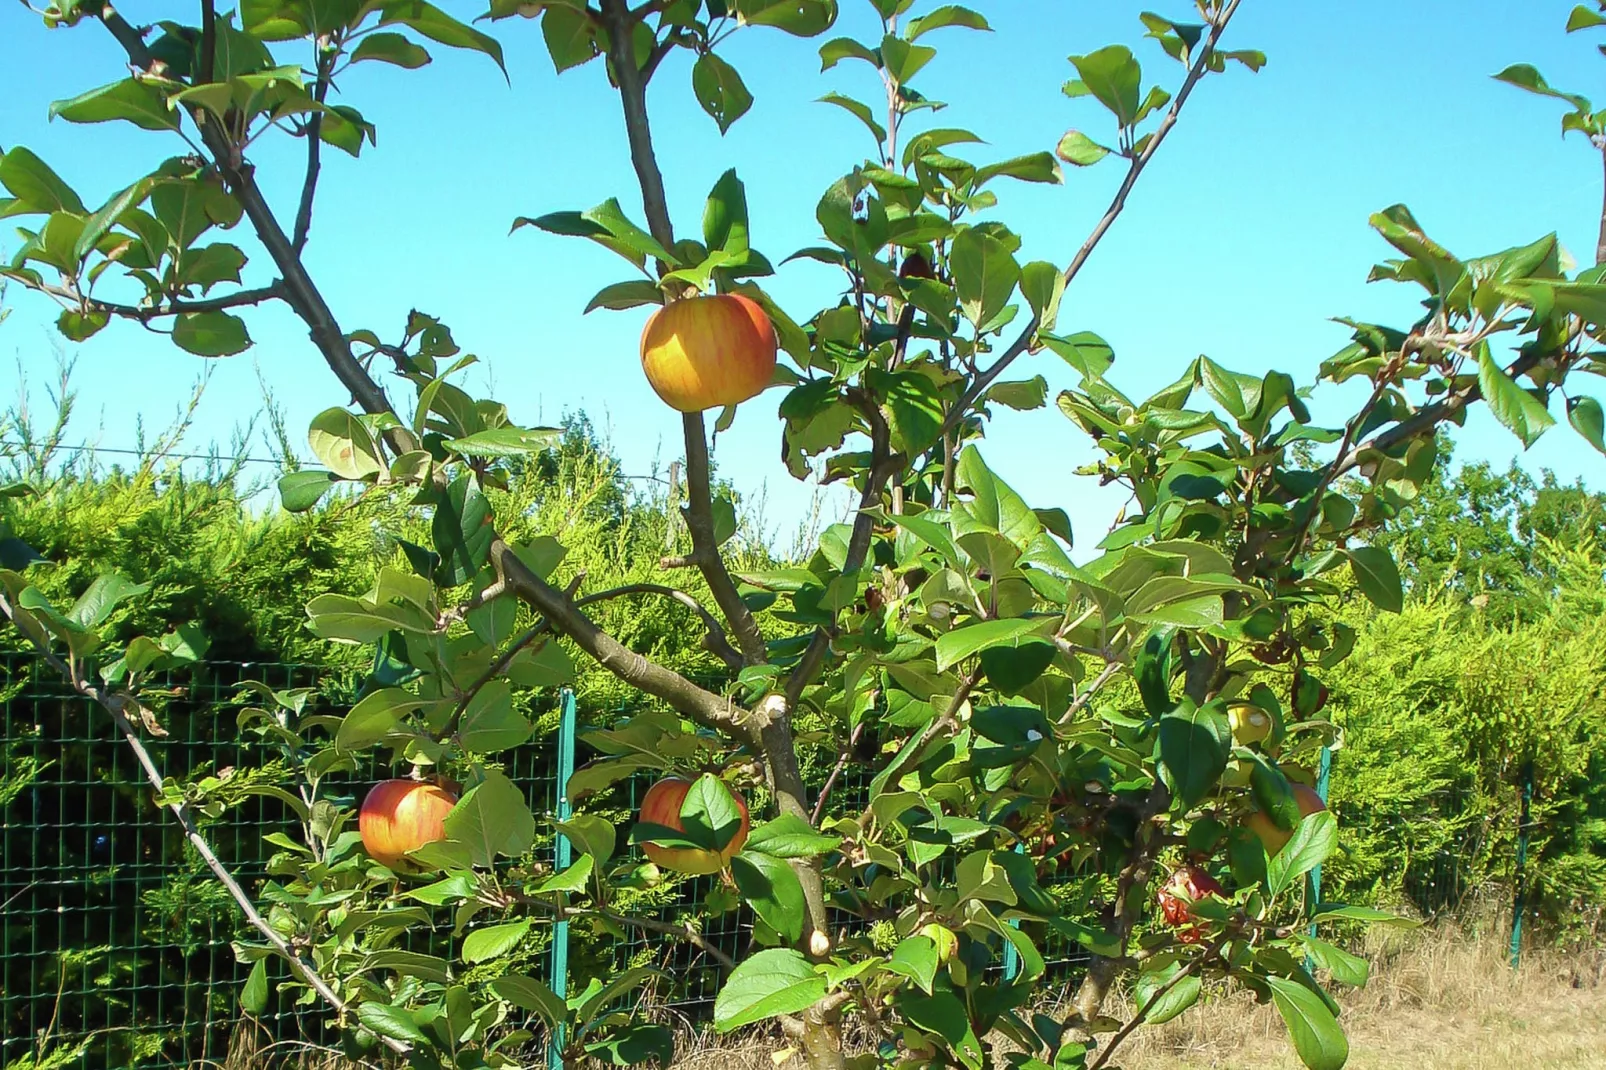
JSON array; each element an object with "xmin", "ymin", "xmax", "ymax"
[
  {"xmin": 444, "ymin": 770, "xmax": 536, "ymax": 867},
  {"xmin": 935, "ymin": 617, "xmax": 1045, "ymax": 671},
  {"xmin": 335, "ymin": 687, "xmax": 416, "ymax": 751},
  {"xmin": 1266, "ymin": 976, "xmax": 1349, "ymax": 1070},
  {"xmin": 1055, "ymin": 130, "xmax": 1110, "ymax": 166},
  {"xmin": 1491, "ymin": 63, "xmax": 1590, "ymax": 111},
  {"xmin": 404, "ymin": 873, "xmax": 476, "ymax": 905},
  {"xmin": 1159, "ymin": 700, "xmax": 1230, "ymax": 808},
  {"xmin": 50, "ymin": 79, "xmax": 179, "ymax": 131},
  {"xmin": 1267, "ymin": 811, "xmax": 1338, "ymax": 898},
  {"xmin": 0, "ymin": 147, "xmax": 86, "ymax": 214},
  {"xmin": 541, "ymin": 5, "xmax": 600, "ymax": 72},
  {"xmin": 444, "ymin": 427, "xmax": 561, "ymax": 458},
  {"xmin": 1069, "ymin": 45, "xmax": 1142, "ymax": 126},
  {"xmin": 493, "ymin": 974, "xmax": 567, "ymax": 1029},
  {"xmin": 1302, "ymin": 937, "xmax": 1368, "ymax": 987},
  {"xmin": 357, "ymin": 1002, "xmax": 430, "ymax": 1045},
  {"xmin": 908, "ymin": 5, "xmax": 989, "ymax": 39},
  {"xmin": 240, "ymin": 958, "xmax": 268, "ymax": 1014},
  {"xmin": 1345, "ymin": 546, "xmax": 1403, "ymax": 614},
  {"xmin": 556, "ymin": 814, "xmax": 617, "ymax": 865},
  {"xmin": 738, "ymin": 0, "xmax": 838, "ymax": 35},
  {"xmin": 973, "ymin": 152, "xmax": 1062, "ymax": 187},
  {"xmin": 585, "ymin": 280, "xmax": 664, "ymax": 313},
  {"xmin": 537, "ymin": 853, "xmax": 595, "ymax": 893},
  {"xmin": 949, "ymin": 226, "xmax": 1020, "ymax": 328},
  {"xmin": 819, "ymin": 36, "xmax": 880, "ymax": 71},
  {"xmin": 732, "ymin": 850, "xmax": 806, "ymax": 942},
  {"xmin": 702, "ymin": 168, "xmax": 750, "ymax": 256},
  {"xmin": 433, "ymin": 475, "xmax": 494, "ymax": 586},
  {"xmin": 308, "ymin": 408, "xmax": 383, "ymax": 479},
  {"xmin": 458, "ymin": 680, "xmax": 532, "ymax": 753},
  {"xmin": 68, "ymin": 572, "xmax": 151, "ymax": 628},
  {"xmin": 1568, "ymin": 4, "xmax": 1606, "ymax": 31},
  {"xmin": 902, "ymin": 990, "xmax": 984, "ymax": 1070},
  {"xmin": 56, "ymin": 309, "xmax": 109, "ymax": 343},
  {"xmin": 693, "ymin": 53, "xmax": 754, "ymax": 134},
  {"xmin": 881, "ymin": 34, "xmax": 936, "ymax": 83},
  {"xmin": 584, "ymin": 1022, "xmax": 676, "ymax": 1066},
  {"xmin": 887, "ymin": 935, "xmax": 939, "ymax": 994},
  {"xmin": 680, "ymin": 773, "xmax": 746, "ymax": 852},
  {"xmin": 1566, "ymin": 396, "xmax": 1605, "ymax": 454},
  {"xmin": 351, "ymin": 32, "xmax": 432, "ymax": 68},
  {"xmin": 1478, "ymin": 346, "xmax": 1555, "ymax": 447},
  {"xmin": 515, "ymin": 198, "xmax": 675, "ymax": 271},
  {"xmin": 378, "ymin": 0, "xmax": 506, "ymax": 75},
  {"xmin": 171, "ymin": 311, "xmax": 252, "ymax": 357},
  {"xmin": 1309, "ymin": 903, "xmax": 1420, "ymax": 928},
  {"xmin": 713, "ymin": 948, "xmax": 827, "ymax": 1032},
  {"xmin": 462, "ymin": 919, "xmax": 532, "ymax": 964},
  {"xmin": 1134, "ymin": 963, "xmax": 1201, "ymax": 1026},
  {"xmin": 818, "ymin": 92, "xmax": 887, "ymax": 145},
  {"xmin": 746, "ymin": 814, "xmax": 841, "ymax": 858}
]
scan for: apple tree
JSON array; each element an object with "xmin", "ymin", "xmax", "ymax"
[{"xmin": 2, "ymin": 1, "xmax": 1604, "ymax": 1068}]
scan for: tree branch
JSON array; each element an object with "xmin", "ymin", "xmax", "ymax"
[
  {"xmin": 0, "ymin": 593, "xmax": 411, "ymax": 1057},
  {"xmin": 933, "ymin": 0, "xmax": 1245, "ymax": 445},
  {"xmin": 676, "ymin": 411, "xmax": 768, "ymax": 664},
  {"xmin": 35, "ymin": 281, "xmax": 287, "ymax": 322},
  {"xmin": 784, "ymin": 397, "xmax": 900, "ymax": 708},
  {"xmin": 574, "ymin": 581, "xmax": 744, "ymax": 672},
  {"xmin": 1086, "ymin": 935, "xmax": 1227, "ymax": 1070},
  {"xmin": 292, "ymin": 43, "xmax": 335, "ymax": 254}
]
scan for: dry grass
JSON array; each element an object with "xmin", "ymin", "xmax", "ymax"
[{"xmin": 224, "ymin": 927, "xmax": 1605, "ymax": 1069}]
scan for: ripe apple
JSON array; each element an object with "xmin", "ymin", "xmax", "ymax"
[
  {"xmin": 639, "ymin": 294, "xmax": 777, "ymax": 413},
  {"xmin": 637, "ymin": 775, "xmax": 750, "ymax": 875},
  {"xmin": 1227, "ymin": 702, "xmax": 1272, "ymax": 745},
  {"xmin": 1244, "ymin": 783, "xmax": 1327, "ymax": 857},
  {"xmin": 359, "ymin": 778, "xmax": 457, "ymax": 871}
]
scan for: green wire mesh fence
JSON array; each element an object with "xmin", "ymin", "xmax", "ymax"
[{"xmin": 1, "ymin": 653, "xmax": 1599, "ymax": 1069}]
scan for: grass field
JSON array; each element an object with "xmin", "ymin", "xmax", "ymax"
[{"xmin": 666, "ymin": 927, "xmax": 1606, "ymax": 1070}]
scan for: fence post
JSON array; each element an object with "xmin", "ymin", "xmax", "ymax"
[
  {"xmin": 1001, "ymin": 842, "xmax": 1025, "ymax": 982},
  {"xmin": 1508, "ymin": 759, "xmax": 1534, "ymax": 970},
  {"xmin": 548, "ymin": 688, "xmax": 578, "ymax": 1070},
  {"xmin": 1306, "ymin": 744, "xmax": 1333, "ymax": 943}
]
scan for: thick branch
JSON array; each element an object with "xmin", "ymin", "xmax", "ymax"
[
  {"xmin": 292, "ymin": 44, "xmax": 335, "ymax": 253},
  {"xmin": 1598, "ymin": 142, "xmax": 1606, "ymax": 268},
  {"xmin": 493, "ymin": 540, "xmax": 760, "ymax": 748},
  {"xmin": 677, "ymin": 412, "xmax": 768, "ymax": 664},
  {"xmin": 933, "ymin": 0, "xmax": 1244, "ymax": 444},
  {"xmin": 0, "ymin": 593, "xmax": 409, "ymax": 1056}
]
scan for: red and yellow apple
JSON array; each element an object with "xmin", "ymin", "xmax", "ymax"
[
  {"xmin": 639, "ymin": 294, "xmax": 777, "ymax": 413},
  {"xmin": 359, "ymin": 778, "xmax": 457, "ymax": 871},
  {"xmin": 1244, "ymin": 783, "xmax": 1327, "ymax": 857},
  {"xmin": 637, "ymin": 775, "xmax": 750, "ymax": 875}
]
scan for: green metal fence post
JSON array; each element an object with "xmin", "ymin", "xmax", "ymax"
[
  {"xmin": 1306, "ymin": 744, "xmax": 1333, "ymax": 942},
  {"xmin": 548, "ymin": 688, "xmax": 578, "ymax": 1070},
  {"xmin": 1001, "ymin": 842, "xmax": 1024, "ymax": 982},
  {"xmin": 1508, "ymin": 759, "xmax": 1534, "ymax": 970}
]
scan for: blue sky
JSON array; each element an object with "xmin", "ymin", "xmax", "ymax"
[{"xmin": 2, "ymin": 1, "xmax": 1603, "ymax": 553}]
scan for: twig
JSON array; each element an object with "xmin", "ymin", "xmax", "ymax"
[
  {"xmin": 811, "ymin": 721, "xmax": 865, "ymax": 824},
  {"xmin": 933, "ymin": 0, "xmax": 1245, "ymax": 445},
  {"xmin": 575, "ymin": 582, "xmax": 744, "ymax": 671},
  {"xmin": 1086, "ymin": 935, "xmax": 1227, "ymax": 1070},
  {"xmin": 35, "ymin": 282, "xmax": 286, "ymax": 322},
  {"xmin": 0, "ymin": 592, "xmax": 411, "ymax": 1057}
]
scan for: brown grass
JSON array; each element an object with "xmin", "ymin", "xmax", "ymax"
[{"xmin": 224, "ymin": 926, "xmax": 1606, "ymax": 1069}]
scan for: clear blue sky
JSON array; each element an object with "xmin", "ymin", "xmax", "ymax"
[{"xmin": 2, "ymin": 1, "xmax": 1602, "ymax": 553}]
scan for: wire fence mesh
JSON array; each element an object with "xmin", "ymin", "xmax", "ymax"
[{"xmin": 0, "ymin": 653, "xmax": 1597, "ymax": 1068}]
